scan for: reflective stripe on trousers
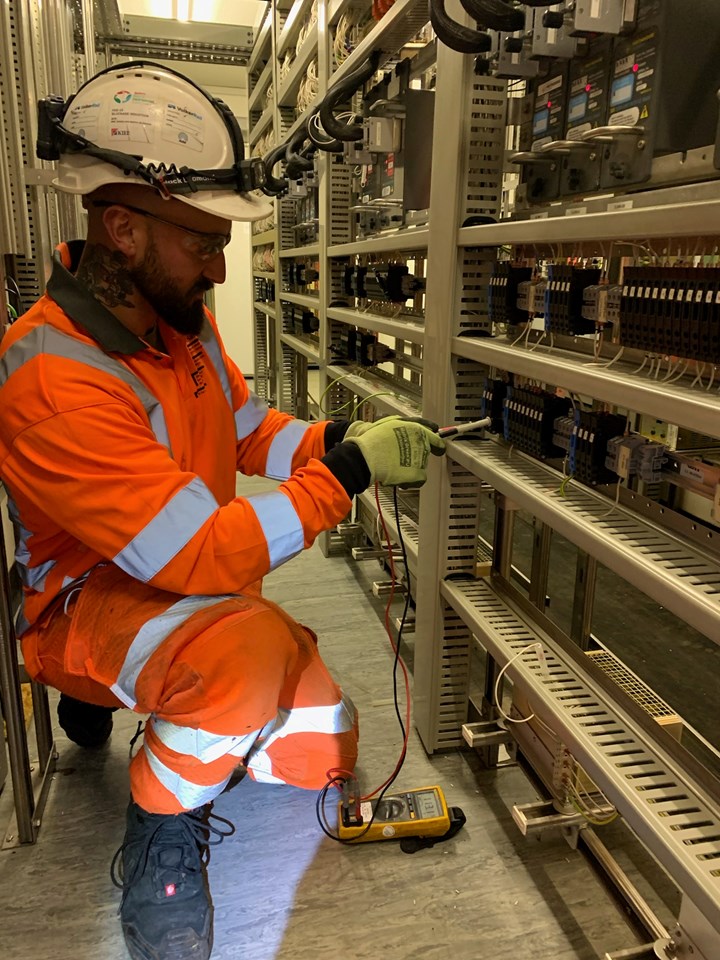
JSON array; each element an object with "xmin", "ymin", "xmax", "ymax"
[{"xmin": 22, "ymin": 564, "xmax": 359, "ymax": 814}]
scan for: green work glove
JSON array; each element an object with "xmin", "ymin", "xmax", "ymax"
[
  {"xmin": 345, "ymin": 418, "xmax": 446, "ymax": 487},
  {"xmin": 344, "ymin": 414, "xmax": 439, "ymax": 440}
]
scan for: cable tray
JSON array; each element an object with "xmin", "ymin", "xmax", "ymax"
[
  {"xmin": 449, "ymin": 440, "xmax": 720, "ymax": 645},
  {"xmin": 441, "ymin": 577, "xmax": 720, "ymax": 933}
]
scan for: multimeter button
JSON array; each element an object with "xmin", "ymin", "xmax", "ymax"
[{"xmin": 410, "ymin": 812, "xmax": 415, "ymax": 819}]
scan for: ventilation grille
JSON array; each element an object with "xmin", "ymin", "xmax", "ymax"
[
  {"xmin": 253, "ymin": 310, "xmax": 270, "ymax": 401},
  {"xmin": 457, "ymin": 248, "xmax": 495, "ymax": 337},
  {"xmin": 462, "ymin": 77, "xmax": 506, "ymax": 223},
  {"xmin": 329, "ymin": 157, "xmax": 352, "ymax": 247}
]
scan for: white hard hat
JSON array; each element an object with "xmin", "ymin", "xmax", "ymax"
[{"xmin": 38, "ymin": 61, "xmax": 273, "ymax": 222}]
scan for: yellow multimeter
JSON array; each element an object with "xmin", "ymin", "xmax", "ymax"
[{"xmin": 337, "ymin": 785, "xmax": 458, "ymax": 845}]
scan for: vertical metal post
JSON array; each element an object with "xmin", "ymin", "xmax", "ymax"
[
  {"xmin": 0, "ymin": 517, "xmax": 34, "ymax": 844},
  {"xmin": 529, "ymin": 521, "xmax": 552, "ymax": 611},
  {"xmin": 30, "ymin": 679, "xmax": 53, "ymax": 770},
  {"xmin": 492, "ymin": 492, "xmax": 515, "ymax": 581},
  {"xmin": 570, "ymin": 551, "xmax": 597, "ymax": 650}
]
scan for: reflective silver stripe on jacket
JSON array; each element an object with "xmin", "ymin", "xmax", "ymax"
[
  {"xmin": 0, "ymin": 324, "xmax": 172, "ymax": 453},
  {"xmin": 245, "ymin": 490, "xmax": 304, "ymax": 570},
  {"xmin": 152, "ymin": 717, "xmax": 274, "ymax": 764},
  {"xmin": 111, "ymin": 594, "xmax": 235, "ymax": 708},
  {"xmin": 235, "ymin": 392, "xmax": 270, "ymax": 440},
  {"xmin": 265, "ymin": 420, "xmax": 312, "ymax": 481},
  {"xmin": 142, "ymin": 734, "xmax": 232, "ymax": 808},
  {"xmin": 199, "ymin": 320, "xmax": 271, "ymax": 441},
  {"xmin": 113, "ymin": 477, "xmax": 219, "ymax": 583},
  {"xmin": 5, "ymin": 494, "xmax": 56, "ymax": 609}
]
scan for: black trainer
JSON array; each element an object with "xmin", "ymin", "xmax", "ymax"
[
  {"xmin": 57, "ymin": 692, "xmax": 116, "ymax": 747},
  {"xmin": 111, "ymin": 800, "xmax": 234, "ymax": 960}
]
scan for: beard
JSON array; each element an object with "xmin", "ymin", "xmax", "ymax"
[{"xmin": 129, "ymin": 234, "xmax": 212, "ymax": 336}]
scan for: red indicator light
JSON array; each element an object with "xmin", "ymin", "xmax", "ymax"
[
  {"xmin": 632, "ymin": 63, "xmax": 639, "ymax": 72},
  {"xmin": 585, "ymin": 84, "xmax": 592, "ymax": 93},
  {"xmin": 547, "ymin": 101, "xmax": 552, "ymax": 108}
]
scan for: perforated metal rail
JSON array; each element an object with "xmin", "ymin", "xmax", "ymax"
[
  {"xmin": 449, "ymin": 441, "xmax": 720, "ymax": 644},
  {"xmin": 441, "ymin": 577, "xmax": 720, "ymax": 933}
]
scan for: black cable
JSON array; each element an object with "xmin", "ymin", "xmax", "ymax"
[
  {"xmin": 261, "ymin": 143, "xmax": 289, "ymax": 196},
  {"xmin": 315, "ymin": 484, "xmax": 413, "ymax": 844},
  {"xmin": 429, "ymin": 0, "xmax": 495, "ymax": 55},
  {"xmin": 460, "ymin": 0, "xmax": 524, "ymax": 32},
  {"xmin": 285, "ymin": 125, "xmax": 315, "ymax": 173},
  {"xmin": 318, "ymin": 51, "xmax": 380, "ymax": 142},
  {"xmin": 306, "ymin": 112, "xmax": 344, "ymax": 153}
]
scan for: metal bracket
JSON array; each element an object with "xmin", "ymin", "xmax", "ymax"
[
  {"xmin": 604, "ymin": 947, "xmax": 658, "ymax": 960},
  {"xmin": 23, "ymin": 167, "xmax": 56, "ymax": 187},
  {"xmin": 372, "ymin": 580, "xmax": 406, "ymax": 598},
  {"xmin": 511, "ymin": 798, "xmax": 587, "ymax": 849},
  {"xmin": 461, "ymin": 719, "xmax": 513, "ymax": 749}
]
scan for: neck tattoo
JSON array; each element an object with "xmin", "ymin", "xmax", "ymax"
[{"xmin": 76, "ymin": 243, "xmax": 136, "ymax": 310}]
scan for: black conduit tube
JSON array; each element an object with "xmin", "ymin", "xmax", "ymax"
[{"xmin": 318, "ymin": 51, "xmax": 381, "ymax": 142}]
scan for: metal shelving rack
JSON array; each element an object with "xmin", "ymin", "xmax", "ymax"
[{"xmin": 252, "ymin": 1, "xmax": 720, "ymax": 952}]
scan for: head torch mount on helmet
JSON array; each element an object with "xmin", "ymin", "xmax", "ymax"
[{"xmin": 37, "ymin": 61, "xmax": 267, "ymax": 202}]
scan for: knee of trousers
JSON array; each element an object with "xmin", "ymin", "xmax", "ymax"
[{"xmin": 148, "ymin": 603, "xmax": 300, "ymax": 737}]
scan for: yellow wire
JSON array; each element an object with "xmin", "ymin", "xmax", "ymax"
[
  {"xmin": 348, "ymin": 392, "xmax": 395, "ymax": 420},
  {"xmin": 318, "ymin": 373, "xmax": 354, "ymax": 415}
]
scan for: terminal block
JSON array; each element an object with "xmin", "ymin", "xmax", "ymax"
[
  {"xmin": 517, "ymin": 278, "xmax": 546, "ymax": 320},
  {"xmin": 489, "ymin": 263, "xmax": 533, "ymax": 326},
  {"xmin": 619, "ymin": 266, "xmax": 720, "ymax": 362},
  {"xmin": 544, "ymin": 264, "xmax": 602, "ymax": 335},
  {"xmin": 582, "ymin": 284, "xmax": 623, "ymax": 329},
  {"xmin": 344, "ymin": 265, "xmax": 368, "ymax": 299},
  {"xmin": 482, "ymin": 378, "xmax": 508, "ymax": 434},
  {"xmin": 552, "ymin": 414, "xmax": 575, "ymax": 454},
  {"xmin": 503, "ymin": 386, "xmax": 570, "ymax": 459},
  {"xmin": 290, "ymin": 310, "xmax": 319, "ymax": 336},
  {"xmin": 364, "ymin": 263, "xmax": 426, "ymax": 303},
  {"xmin": 606, "ymin": 436, "xmax": 667, "ymax": 483},
  {"xmin": 569, "ymin": 411, "xmax": 627, "ymax": 485}
]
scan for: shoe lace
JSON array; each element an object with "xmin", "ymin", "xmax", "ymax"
[{"xmin": 110, "ymin": 807, "xmax": 235, "ymax": 908}]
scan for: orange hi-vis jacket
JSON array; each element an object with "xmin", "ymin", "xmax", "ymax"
[{"xmin": 0, "ymin": 242, "xmax": 353, "ymax": 635}]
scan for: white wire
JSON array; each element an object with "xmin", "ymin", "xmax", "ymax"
[
  {"xmin": 665, "ymin": 360, "xmax": 689, "ymax": 384},
  {"xmin": 493, "ymin": 643, "xmax": 545, "ymax": 725},
  {"xmin": 690, "ymin": 362, "xmax": 706, "ymax": 389}
]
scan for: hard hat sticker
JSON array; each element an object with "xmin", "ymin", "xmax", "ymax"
[
  {"xmin": 109, "ymin": 98, "xmax": 156, "ymax": 144},
  {"xmin": 66, "ymin": 101, "xmax": 101, "ymax": 141},
  {"xmin": 162, "ymin": 103, "xmax": 204, "ymax": 152}
]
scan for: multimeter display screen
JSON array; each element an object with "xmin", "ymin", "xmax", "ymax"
[{"xmin": 414, "ymin": 790, "xmax": 442, "ymax": 819}]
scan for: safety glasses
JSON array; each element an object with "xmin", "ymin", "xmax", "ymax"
[{"xmin": 92, "ymin": 201, "xmax": 231, "ymax": 261}]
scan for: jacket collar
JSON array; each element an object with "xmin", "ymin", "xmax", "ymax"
[{"xmin": 46, "ymin": 240, "xmax": 147, "ymax": 355}]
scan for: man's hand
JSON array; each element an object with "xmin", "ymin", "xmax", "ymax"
[
  {"xmin": 344, "ymin": 414, "xmax": 439, "ymax": 441},
  {"xmin": 344, "ymin": 419, "xmax": 445, "ymax": 487}
]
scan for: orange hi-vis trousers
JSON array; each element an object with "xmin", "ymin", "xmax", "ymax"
[{"xmin": 23, "ymin": 564, "xmax": 359, "ymax": 814}]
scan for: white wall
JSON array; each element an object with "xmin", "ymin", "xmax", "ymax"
[{"xmin": 202, "ymin": 84, "xmax": 256, "ymax": 378}]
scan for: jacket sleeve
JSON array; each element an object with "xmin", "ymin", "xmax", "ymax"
[
  {"xmin": 220, "ymin": 344, "xmax": 348, "ymax": 479},
  {"xmin": 1, "ymin": 391, "xmax": 353, "ymax": 598}
]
